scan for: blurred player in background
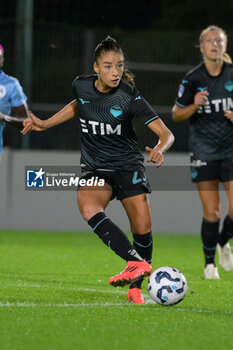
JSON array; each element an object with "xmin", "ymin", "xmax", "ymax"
[
  {"xmin": 172, "ymin": 26, "xmax": 233, "ymax": 279},
  {"xmin": 22, "ymin": 36, "xmax": 174, "ymax": 304},
  {"xmin": 0, "ymin": 44, "xmax": 29, "ymax": 161}
]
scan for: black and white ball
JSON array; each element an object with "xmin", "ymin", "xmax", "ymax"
[{"xmin": 148, "ymin": 266, "xmax": 188, "ymax": 306}]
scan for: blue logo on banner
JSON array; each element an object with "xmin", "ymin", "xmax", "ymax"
[{"xmin": 26, "ymin": 168, "xmax": 45, "ymax": 187}]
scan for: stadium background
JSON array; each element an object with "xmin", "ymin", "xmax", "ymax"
[
  {"xmin": 0, "ymin": 0, "xmax": 232, "ymax": 231},
  {"xmin": 2, "ymin": 0, "xmax": 233, "ymax": 152}
]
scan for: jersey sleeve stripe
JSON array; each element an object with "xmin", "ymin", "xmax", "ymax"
[
  {"xmin": 175, "ymin": 101, "xmax": 186, "ymax": 108},
  {"xmin": 144, "ymin": 116, "xmax": 159, "ymax": 125}
]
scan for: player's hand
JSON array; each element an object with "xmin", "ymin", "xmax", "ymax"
[
  {"xmin": 0, "ymin": 112, "xmax": 4, "ymax": 121},
  {"xmin": 194, "ymin": 90, "xmax": 209, "ymax": 107},
  {"xmin": 145, "ymin": 146, "xmax": 164, "ymax": 168},
  {"xmin": 21, "ymin": 118, "xmax": 33, "ymax": 134},
  {"xmin": 224, "ymin": 110, "xmax": 233, "ymax": 123},
  {"xmin": 21, "ymin": 111, "xmax": 45, "ymax": 134}
]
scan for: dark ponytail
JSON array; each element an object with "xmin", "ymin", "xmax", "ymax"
[{"xmin": 94, "ymin": 36, "xmax": 135, "ymax": 86}]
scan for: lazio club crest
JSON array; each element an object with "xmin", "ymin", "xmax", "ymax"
[
  {"xmin": 110, "ymin": 105, "xmax": 122, "ymax": 118},
  {"xmin": 224, "ymin": 81, "xmax": 233, "ymax": 92}
]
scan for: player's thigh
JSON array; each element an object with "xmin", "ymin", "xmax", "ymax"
[
  {"xmin": 77, "ymin": 183, "xmax": 113, "ymax": 221},
  {"xmin": 196, "ymin": 180, "xmax": 221, "ymax": 220},
  {"xmin": 223, "ymin": 180, "xmax": 233, "ymax": 218},
  {"xmin": 121, "ymin": 193, "xmax": 152, "ymax": 234}
]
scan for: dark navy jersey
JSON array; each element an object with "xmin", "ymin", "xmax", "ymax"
[
  {"xmin": 72, "ymin": 74, "xmax": 159, "ymax": 170},
  {"xmin": 175, "ymin": 62, "xmax": 233, "ymax": 161}
]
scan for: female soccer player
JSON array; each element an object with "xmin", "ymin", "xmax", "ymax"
[
  {"xmin": 0, "ymin": 44, "xmax": 29, "ymax": 159},
  {"xmin": 172, "ymin": 26, "xmax": 233, "ymax": 279},
  {"xmin": 22, "ymin": 36, "xmax": 174, "ymax": 303}
]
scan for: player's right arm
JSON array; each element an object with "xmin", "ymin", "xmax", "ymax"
[
  {"xmin": 172, "ymin": 90, "xmax": 209, "ymax": 122},
  {"xmin": 21, "ymin": 100, "xmax": 78, "ymax": 134}
]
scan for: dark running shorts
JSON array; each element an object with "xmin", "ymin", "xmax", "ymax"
[
  {"xmin": 78, "ymin": 167, "xmax": 151, "ymax": 200},
  {"xmin": 190, "ymin": 155, "xmax": 233, "ymax": 183}
]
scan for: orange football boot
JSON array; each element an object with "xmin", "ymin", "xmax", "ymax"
[
  {"xmin": 109, "ymin": 260, "xmax": 152, "ymax": 287},
  {"xmin": 127, "ymin": 288, "xmax": 146, "ymax": 304}
]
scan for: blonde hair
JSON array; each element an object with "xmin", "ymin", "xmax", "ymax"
[
  {"xmin": 199, "ymin": 25, "xmax": 227, "ymax": 46},
  {"xmin": 199, "ymin": 25, "xmax": 232, "ymax": 62},
  {"xmin": 223, "ymin": 52, "xmax": 232, "ymax": 63}
]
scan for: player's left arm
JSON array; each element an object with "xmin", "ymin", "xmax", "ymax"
[
  {"xmin": 0, "ymin": 102, "xmax": 29, "ymax": 128},
  {"xmin": 146, "ymin": 118, "xmax": 175, "ymax": 168},
  {"xmin": 224, "ymin": 110, "xmax": 233, "ymax": 123}
]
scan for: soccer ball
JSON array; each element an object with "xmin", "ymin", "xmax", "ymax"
[{"xmin": 148, "ymin": 266, "xmax": 188, "ymax": 306}]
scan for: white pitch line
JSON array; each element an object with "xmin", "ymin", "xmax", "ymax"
[
  {"xmin": 0, "ymin": 301, "xmax": 129, "ymax": 308},
  {"xmin": 0, "ymin": 282, "xmax": 126, "ymax": 295},
  {"xmin": 0, "ymin": 301, "xmax": 231, "ymax": 315},
  {"xmin": 1, "ymin": 283, "xmax": 232, "ymax": 315}
]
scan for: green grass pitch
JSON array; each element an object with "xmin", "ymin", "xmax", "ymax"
[{"xmin": 0, "ymin": 230, "xmax": 232, "ymax": 350}]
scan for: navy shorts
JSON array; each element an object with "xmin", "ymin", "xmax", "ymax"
[
  {"xmin": 78, "ymin": 167, "xmax": 151, "ymax": 200},
  {"xmin": 190, "ymin": 156, "xmax": 233, "ymax": 183}
]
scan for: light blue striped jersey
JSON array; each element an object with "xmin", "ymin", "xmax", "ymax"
[{"xmin": 0, "ymin": 69, "xmax": 27, "ymax": 154}]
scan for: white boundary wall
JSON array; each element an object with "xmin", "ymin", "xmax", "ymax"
[{"xmin": 0, "ymin": 148, "xmax": 227, "ymax": 233}]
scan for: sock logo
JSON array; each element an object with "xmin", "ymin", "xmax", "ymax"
[{"xmin": 128, "ymin": 248, "xmax": 143, "ymax": 261}]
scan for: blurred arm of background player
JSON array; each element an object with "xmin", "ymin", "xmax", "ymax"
[
  {"xmin": 172, "ymin": 90, "xmax": 209, "ymax": 121},
  {"xmin": 0, "ymin": 103, "xmax": 29, "ymax": 129},
  {"xmin": 172, "ymin": 89, "xmax": 233, "ymax": 123}
]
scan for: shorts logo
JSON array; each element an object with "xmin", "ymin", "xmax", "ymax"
[
  {"xmin": 26, "ymin": 168, "xmax": 45, "ymax": 187},
  {"xmin": 132, "ymin": 171, "xmax": 147, "ymax": 184},
  {"xmin": 110, "ymin": 105, "xmax": 122, "ymax": 118},
  {"xmin": 191, "ymin": 167, "xmax": 198, "ymax": 179},
  {"xmin": 0, "ymin": 85, "xmax": 6, "ymax": 98},
  {"xmin": 224, "ymin": 81, "xmax": 233, "ymax": 92}
]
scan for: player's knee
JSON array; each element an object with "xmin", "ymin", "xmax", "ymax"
[
  {"xmin": 204, "ymin": 207, "xmax": 221, "ymax": 222},
  {"xmin": 131, "ymin": 221, "xmax": 152, "ymax": 235},
  {"xmin": 80, "ymin": 208, "xmax": 101, "ymax": 222}
]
